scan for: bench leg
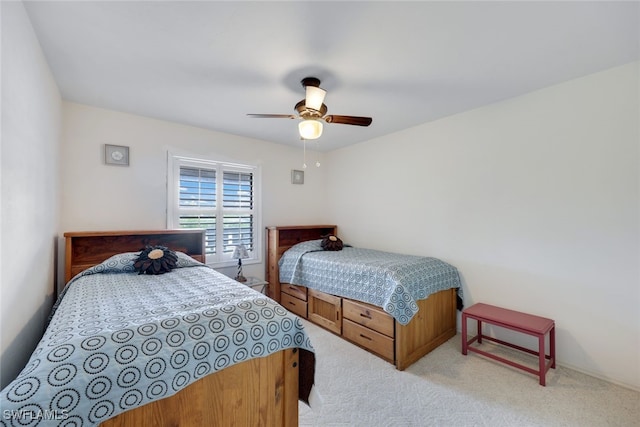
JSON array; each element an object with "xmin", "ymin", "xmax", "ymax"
[
  {"xmin": 550, "ymin": 326, "xmax": 556, "ymax": 369},
  {"xmin": 462, "ymin": 312, "xmax": 468, "ymax": 355},
  {"xmin": 477, "ymin": 320, "xmax": 483, "ymax": 344},
  {"xmin": 538, "ymin": 333, "xmax": 546, "ymax": 386}
]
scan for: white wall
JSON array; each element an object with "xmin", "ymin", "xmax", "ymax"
[
  {"xmin": 60, "ymin": 102, "xmax": 328, "ymax": 282},
  {"xmin": 0, "ymin": 1, "xmax": 61, "ymax": 388},
  {"xmin": 325, "ymin": 62, "xmax": 640, "ymax": 390}
]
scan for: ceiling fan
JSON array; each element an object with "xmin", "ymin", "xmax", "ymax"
[{"xmin": 247, "ymin": 77, "xmax": 373, "ymax": 140}]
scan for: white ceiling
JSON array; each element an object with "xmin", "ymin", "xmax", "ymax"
[{"xmin": 23, "ymin": 1, "xmax": 639, "ymax": 152}]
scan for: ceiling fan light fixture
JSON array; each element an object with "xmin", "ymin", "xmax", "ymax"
[
  {"xmin": 305, "ymin": 85, "xmax": 327, "ymax": 111},
  {"xmin": 298, "ymin": 119, "xmax": 323, "ymax": 140}
]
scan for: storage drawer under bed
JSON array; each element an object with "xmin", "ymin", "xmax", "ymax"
[
  {"xmin": 281, "ymin": 284, "xmax": 308, "ymax": 301},
  {"xmin": 343, "ymin": 318, "xmax": 395, "ymax": 362},
  {"xmin": 281, "ymin": 292, "xmax": 308, "ymax": 318},
  {"xmin": 343, "ymin": 298, "xmax": 394, "ymax": 337}
]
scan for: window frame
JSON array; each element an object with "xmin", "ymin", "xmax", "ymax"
[{"xmin": 167, "ymin": 153, "xmax": 261, "ymax": 268}]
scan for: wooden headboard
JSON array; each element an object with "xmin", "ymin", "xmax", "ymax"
[
  {"xmin": 265, "ymin": 225, "xmax": 337, "ymax": 301},
  {"xmin": 64, "ymin": 229, "xmax": 206, "ymax": 284}
]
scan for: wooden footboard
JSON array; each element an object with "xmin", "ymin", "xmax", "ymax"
[
  {"xmin": 101, "ymin": 348, "xmax": 300, "ymax": 427},
  {"xmin": 395, "ymin": 287, "xmax": 457, "ymax": 370}
]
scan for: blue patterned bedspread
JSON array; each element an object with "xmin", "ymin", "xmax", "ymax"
[
  {"xmin": 279, "ymin": 240, "xmax": 462, "ymax": 325},
  {"xmin": 1, "ymin": 252, "xmax": 314, "ymax": 426}
]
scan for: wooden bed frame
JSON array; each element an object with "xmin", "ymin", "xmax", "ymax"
[
  {"xmin": 266, "ymin": 225, "xmax": 458, "ymax": 371},
  {"xmin": 64, "ymin": 230, "xmax": 304, "ymax": 427}
]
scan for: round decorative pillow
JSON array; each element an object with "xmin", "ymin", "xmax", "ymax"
[
  {"xmin": 321, "ymin": 235, "xmax": 344, "ymax": 251},
  {"xmin": 134, "ymin": 245, "xmax": 178, "ymax": 275}
]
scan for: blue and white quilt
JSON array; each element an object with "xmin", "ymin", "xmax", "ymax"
[
  {"xmin": 279, "ymin": 240, "xmax": 462, "ymax": 325},
  {"xmin": 1, "ymin": 252, "xmax": 315, "ymax": 426}
]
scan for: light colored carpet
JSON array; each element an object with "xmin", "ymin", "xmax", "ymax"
[{"xmin": 298, "ymin": 320, "xmax": 639, "ymax": 427}]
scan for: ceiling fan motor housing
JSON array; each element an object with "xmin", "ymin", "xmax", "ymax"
[
  {"xmin": 295, "ymin": 99, "xmax": 327, "ymax": 118},
  {"xmin": 301, "ymin": 77, "xmax": 321, "ymax": 88}
]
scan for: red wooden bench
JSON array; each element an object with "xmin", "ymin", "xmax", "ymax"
[{"xmin": 462, "ymin": 303, "xmax": 556, "ymax": 386}]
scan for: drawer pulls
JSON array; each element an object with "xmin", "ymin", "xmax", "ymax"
[
  {"xmin": 359, "ymin": 333, "xmax": 372, "ymax": 341},
  {"xmin": 360, "ymin": 312, "xmax": 372, "ymax": 319}
]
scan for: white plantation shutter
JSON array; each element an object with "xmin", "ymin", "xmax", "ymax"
[
  {"xmin": 169, "ymin": 156, "xmax": 260, "ymax": 265},
  {"xmin": 178, "ymin": 167, "xmax": 217, "ymax": 255},
  {"xmin": 222, "ymin": 171, "xmax": 254, "ymax": 254}
]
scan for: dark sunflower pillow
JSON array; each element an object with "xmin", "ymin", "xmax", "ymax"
[
  {"xmin": 321, "ymin": 235, "xmax": 344, "ymax": 251},
  {"xmin": 134, "ymin": 245, "xmax": 178, "ymax": 275}
]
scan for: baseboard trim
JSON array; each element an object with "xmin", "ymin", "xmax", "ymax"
[{"xmin": 456, "ymin": 329, "xmax": 639, "ymax": 392}]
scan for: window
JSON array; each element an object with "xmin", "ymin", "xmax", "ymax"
[{"xmin": 168, "ymin": 155, "xmax": 260, "ymax": 267}]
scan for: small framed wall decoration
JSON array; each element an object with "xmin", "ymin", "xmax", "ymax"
[
  {"xmin": 291, "ymin": 169, "xmax": 304, "ymax": 184},
  {"xmin": 105, "ymin": 144, "xmax": 129, "ymax": 166}
]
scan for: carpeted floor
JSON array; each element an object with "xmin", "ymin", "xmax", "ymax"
[{"xmin": 298, "ymin": 320, "xmax": 639, "ymax": 427}]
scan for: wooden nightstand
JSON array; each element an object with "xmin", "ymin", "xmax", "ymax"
[{"xmin": 239, "ymin": 276, "xmax": 268, "ymax": 294}]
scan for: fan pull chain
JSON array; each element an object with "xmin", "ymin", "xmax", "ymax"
[
  {"xmin": 303, "ymin": 139, "xmax": 307, "ymax": 169},
  {"xmin": 316, "ymin": 140, "xmax": 321, "ymax": 167}
]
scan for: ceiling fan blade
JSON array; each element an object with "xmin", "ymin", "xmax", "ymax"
[
  {"xmin": 324, "ymin": 115, "xmax": 372, "ymax": 126},
  {"xmin": 247, "ymin": 114, "xmax": 297, "ymax": 119}
]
